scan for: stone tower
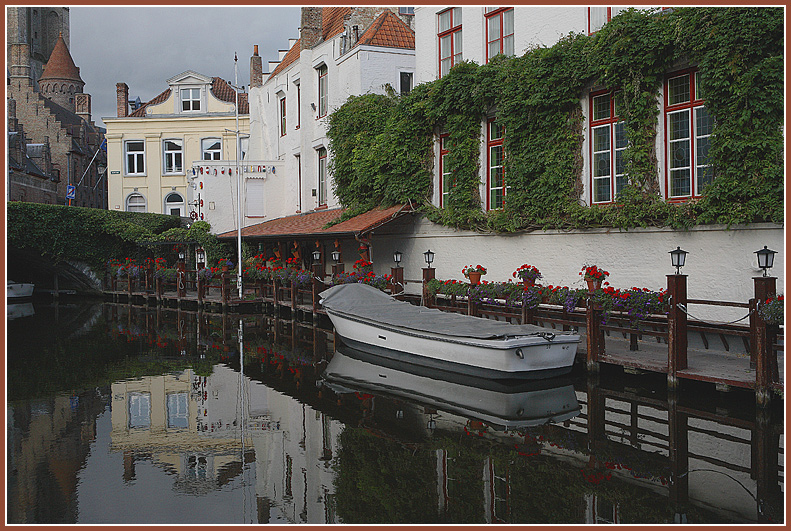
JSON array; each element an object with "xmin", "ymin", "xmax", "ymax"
[
  {"xmin": 6, "ymin": 6, "xmax": 70, "ymax": 88},
  {"xmin": 37, "ymin": 32, "xmax": 84, "ymax": 112}
]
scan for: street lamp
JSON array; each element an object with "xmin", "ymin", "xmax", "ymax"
[
  {"xmin": 755, "ymin": 245, "xmax": 777, "ymax": 277},
  {"xmin": 423, "ymin": 249, "xmax": 435, "ymax": 268},
  {"xmin": 195, "ymin": 247, "xmax": 206, "ymax": 265},
  {"xmin": 669, "ymin": 246, "xmax": 687, "ymax": 275},
  {"xmin": 393, "ymin": 250, "xmax": 403, "ymax": 267},
  {"xmin": 331, "ymin": 249, "xmax": 341, "ymax": 263},
  {"xmin": 312, "ymin": 249, "xmax": 322, "ymax": 264},
  {"xmin": 178, "ymin": 248, "xmax": 186, "ymax": 262}
]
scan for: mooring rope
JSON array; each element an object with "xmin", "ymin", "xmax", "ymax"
[{"xmin": 676, "ymin": 303, "xmax": 753, "ymax": 326}]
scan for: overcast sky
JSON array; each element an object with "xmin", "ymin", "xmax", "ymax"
[{"xmin": 70, "ymin": 6, "xmax": 301, "ymax": 129}]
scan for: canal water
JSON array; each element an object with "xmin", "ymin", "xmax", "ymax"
[{"xmin": 7, "ymin": 300, "xmax": 784, "ymax": 524}]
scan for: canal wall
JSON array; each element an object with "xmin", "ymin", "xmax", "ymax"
[{"xmin": 368, "ymin": 217, "xmax": 784, "ymax": 322}]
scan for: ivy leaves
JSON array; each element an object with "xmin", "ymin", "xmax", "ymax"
[{"xmin": 326, "ymin": 7, "xmax": 783, "ymax": 232}]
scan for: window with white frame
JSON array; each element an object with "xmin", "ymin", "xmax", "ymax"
[
  {"xmin": 317, "ymin": 147, "xmax": 328, "ymax": 207},
  {"xmin": 279, "ymin": 96, "xmax": 287, "ymax": 136},
  {"xmin": 438, "ymin": 7, "xmax": 462, "ymax": 78},
  {"xmin": 181, "ymin": 88, "xmax": 201, "ymax": 111},
  {"xmin": 487, "ymin": 119, "xmax": 507, "ymax": 209},
  {"xmin": 589, "ymin": 91, "xmax": 627, "ymax": 204},
  {"xmin": 399, "ymin": 7, "xmax": 414, "ymax": 15},
  {"xmin": 317, "ymin": 64, "xmax": 328, "ymax": 118},
  {"xmin": 128, "ymin": 392, "xmax": 151, "ymax": 429},
  {"xmin": 665, "ymin": 71, "xmax": 712, "ymax": 199},
  {"xmin": 125, "ymin": 192, "xmax": 147, "ymax": 212},
  {"xmin": 163, "ymin": 139, "xmax": 183, "ymax": 174},
  {"xmin": 125, "ymin": 140, "xmax": 145, "ymax": 175},
  {"xmin": 166, "ymin": 392, "xmax": 189, "ymax": 429},
  {"xmin": 485, "ymin": 8, "xmax": 514, "ymax": 62},
  {"xmin": 202, "ymin": 138, "xmax": 221, "ymax": 160},
  {"xmin": 164, "ymin": 192, "xmax": 185, "ymax": 216}
]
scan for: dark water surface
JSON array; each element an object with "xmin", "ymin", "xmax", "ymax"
[{"xmin": 6, "ymin": 300, "xmax": 784, "ymax": 524}]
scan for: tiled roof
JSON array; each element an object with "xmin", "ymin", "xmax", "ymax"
[
  {"xmin": 129, "ymin": 77, "xmax": 248, "ymax": 118},
  {"xmin": 218, "ymin": 204, "xmax": 413, "ymax": 240},
  {"xmin": 356, "ymin": 10, "xmax": 415, "ymax": 50},
  {"xmin": 267, "ymin": 39, "xmax": 301, "ymax": 80},
  {"xmin": 39, "ymin": 33, "xmax": 83, "ymax": 83},
  {"xmin": 322, "ymin": 7, "xmax": 351, "ymax": 40}
]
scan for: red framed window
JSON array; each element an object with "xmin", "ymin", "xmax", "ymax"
[
  {"xmin": 487, "ymin": 119, "xmax": 506, "ymax": 210},
  {"xmin": 589, "ymin": 90, "xmax": 626, "ymax": 204},
  {"xmin": 664, "ymin": 70, "xmax": 712, "ymax": 200},
  {"xmin": 485, "ymin": 7, "xmax": 514, "ymax": 62},
  {"xmin": 439, "ymin": 134, "xmax": 453, "ymax": 207},
  {"xmin": 588, "ymin": 7, "xmax": 628, "ymax": 34},
  {"xmin": 438, "ymin": 7, "xmax": 462, "ymax": 78},
  {"xmin": 279, "ymin": 97, "xmax": 287, "ymax": 136}
]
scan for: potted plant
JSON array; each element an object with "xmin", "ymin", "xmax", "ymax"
[
  {"xmin": 580, "ymin": 265, "xmax": 609, "ymax": 292},
  {"xmin": 462, "ymin": 264, "xmax": 487, "ymax": 286},
  {"xmin": 759, "ymin": 295, "xmax": 784, "ymax": 325},
  {"xmin": 353, "ymin": 259, "xmax": 374, "ymax": 274},
  {"xmin": 513, "ymin": 264, "xmax": 542, "ymax": 287},
  {"xmin": 217, "ymin": 258, "xmax": 234, "ymax": 272}
]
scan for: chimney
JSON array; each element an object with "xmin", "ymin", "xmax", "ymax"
[
  {"xmin": 300, "ymin": 7, "xmax": 322, "ymax": 50},
  {"xmin": 76, "ymin": 93, "xmax": 91, "ymax": 123},
  {"xmin": 116, "ymin": 82, "xmax": 129, "ymax": 117},
  {"xmin": 250, "ymin": 45, "xmax": 263, "ymax": 88}
]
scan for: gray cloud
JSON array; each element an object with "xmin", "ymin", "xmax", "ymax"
[{"xmin": 70, "ymin": 6, "xmax": 301, "ymax": 128}]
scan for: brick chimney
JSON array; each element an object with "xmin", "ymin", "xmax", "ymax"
[
  {"xmin": 75, "ymin": 93, "xmax": 91, "ymax": 123},
  {"xmin": 116, "ymin": 82, "xmax": 129, "ymax": 117},
  {"xmin": 250, "ymin": 45, "xmax": 263, "ymax": 88},
  {"xmin": 300, "ymin": 7, "xmax": 322, "ymax": 50}
]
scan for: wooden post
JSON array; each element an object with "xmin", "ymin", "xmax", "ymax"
[
  {"xmin": 272, "ymin": 279, "xmax": 279, "ymax": 308},
  {"xmin": 668, "ymin": 390, "xmax": 689, "ymax": 521},
  {"xmin": 667, "ymin": 274, "xmax": 688, "ymax": 388},
  {"xmin": 521, "ymin": 303, "xmax": 534, "ymax": 325},
  {"xmin": 422, "ymin": 267, "xmax": 435, "ymax": 307},
  {"xmin": 585, "ymin": 293, "xmax": 603, "ymax": 371},
  {"xmin": 390, "ymin": 266, "xmax": 404, "ymax": 295},
  {"xmin": 755, "ymin": 407, "xmax": 782, "ymax": 522},
  {"xmin": 127, "ymin": 269, "xmax": 133, "ymax": 298},
  {"xmin": 291, "ymin": 279, "xmax": 297, "ymax": 312},
  {"xmin": 753, "ymin": 276, "xmax": 777, "ymax": 407},
  {"xmin": 221, "ymin": 269, "xmax": 230, "ymax": 304},
  {"xmin": 332, "ymin": 263, "xmax": 345, "ymax": 277},
  {"xmin": 197, "ymin": 275, "xmax": 204, "ymax": 304},
  {"xmin": 467, "ymin": 295, "xmax": 478, "ymax": 317},
  {"xmin": 155, "ymin": 276, "xmax": 163, "ymax": 303}
]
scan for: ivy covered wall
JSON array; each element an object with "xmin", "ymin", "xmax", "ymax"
[{"xmin": 326, "ymin": 7, "xmax": 783, "ymax": 232}]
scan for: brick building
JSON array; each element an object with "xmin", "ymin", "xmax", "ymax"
[{"xmin": 7, "ymin": 7, "xmax": 106, "ymax": 208}]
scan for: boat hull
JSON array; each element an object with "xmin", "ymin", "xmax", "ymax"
[
  {"xmin": 7, "ymin": 282, "xmax": 34, "ymax": 300},
  {"xmin": 327, "ymin": 310, "xmax": 579, "ymax": 379}
]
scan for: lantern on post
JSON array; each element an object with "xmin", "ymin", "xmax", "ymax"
[
  {"xmin": 393, "ymin": 250, "xmax": 403, "ymax": 267},
  {"xmin": 312, "ymin": 249, "xmax": 322, "ymax": 264},
  {"xmin": 669, "ymin": 246, "xmax": 687, "ymax": 275},
  {"xmin": 195, "ymin": 247, "xmax": 206, "ymax": 267},
  {"xmin": 178, "ymin": 247, "xmax": 186, "ymax": 262},
  {"xmin": 755, "ymin": 246, "xmax": 777, "ymax": 277},
  {"xmin": 331, "ymin": 250, "xmax": 341, "ymax": 263},
  {"xmin": 423, "ymin": 249, "xmax": 435, "ymax": 268}
]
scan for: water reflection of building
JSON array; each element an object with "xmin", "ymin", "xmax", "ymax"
[{"xmin": 109, "ymin": 363, "xmax": 343, "ymax": 523}]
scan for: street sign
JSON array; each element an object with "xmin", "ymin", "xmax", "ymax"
[{"xmin": 66, "ymin": 185, "xmax": 76, "ymax": 199}]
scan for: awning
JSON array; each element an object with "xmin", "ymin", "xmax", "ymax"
[{"xmin": 217, "ymin": 204, "xmax": 415, "ymax": 242}]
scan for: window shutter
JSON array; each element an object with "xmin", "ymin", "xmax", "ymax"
[{"xmin": 246, "ymin": 179, "xmax": 265, "ymax": 216}]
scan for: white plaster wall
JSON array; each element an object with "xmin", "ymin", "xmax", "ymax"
[
  {"xmin": 370, "ymin": 216, "xmax": 784, "ymax": 322},
  {"xmin": 414, "ymin": 6, "xmax": 586, "ymax": 84}
]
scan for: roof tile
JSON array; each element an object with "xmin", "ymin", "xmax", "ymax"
[
  {"xmin": 39, "ymin": 33, "xmax": 83, "ymax": 83},
  {"xmin": 357, "ymin": 10, "xmax": 415, "ymax": 50}
]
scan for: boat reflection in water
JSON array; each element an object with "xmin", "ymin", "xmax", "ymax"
[{"xmin": 322, "ymin": 339, "xmax": 581, "ymax": 431}]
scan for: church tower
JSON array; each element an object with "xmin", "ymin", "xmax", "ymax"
[
  {"xmin": 6, "ymin": 7, "xmax": 70, "ymax": 88},
  {"xmin": 37, "ymin": 32, "xmax": 84, "ymax": 112}
]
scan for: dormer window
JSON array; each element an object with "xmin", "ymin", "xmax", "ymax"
[{"xmin": 181, "ymin": 88, "xmax": 201, "ymax": 112}]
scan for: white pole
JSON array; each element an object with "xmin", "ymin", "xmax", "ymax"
[{"xmin": 235, "ymin": 53, "xmax": 243, "ymax": 299}]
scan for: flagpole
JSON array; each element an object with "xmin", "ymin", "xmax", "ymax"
[{"xmin": 235, "ymin": 53, "xmax": 243, "ymax": 299}]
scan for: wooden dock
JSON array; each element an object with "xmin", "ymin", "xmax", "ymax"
[{"xmin": 105, "ymin": 267, "xmax": 783, "ymax": 405}]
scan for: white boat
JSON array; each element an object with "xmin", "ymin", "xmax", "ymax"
[
  {"xmin": 7, "ymin": 280, "xmax": 34, "ymax": 300},
  {"xmin": 320, "ymin": 283, "xmax": 580, "ymax": 379},
  {"xmin": 322, "ymin": 345, "xmax": 581, "ymax": 430}
]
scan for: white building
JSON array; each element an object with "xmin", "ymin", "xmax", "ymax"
[{"xmin": 245, "ymin": 6, "xmax": 416, "ymax": 221}]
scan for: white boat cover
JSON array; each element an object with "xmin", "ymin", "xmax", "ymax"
[{"xmin": 320, "ymin": 283, "xmax": 572, "ymax": 340}]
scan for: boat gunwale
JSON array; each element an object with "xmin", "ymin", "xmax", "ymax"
[{"xmin": 325, "ymin": 307, "xmax": 580, "ymax": 350}]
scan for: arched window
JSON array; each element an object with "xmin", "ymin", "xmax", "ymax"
[
  {"xmin": 164, "ymin": 192, "xmax": 185, "ymax": 217},
  {"xmin": 126, "ymin": 192, "xmax": 147, "ymax": 212}
]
